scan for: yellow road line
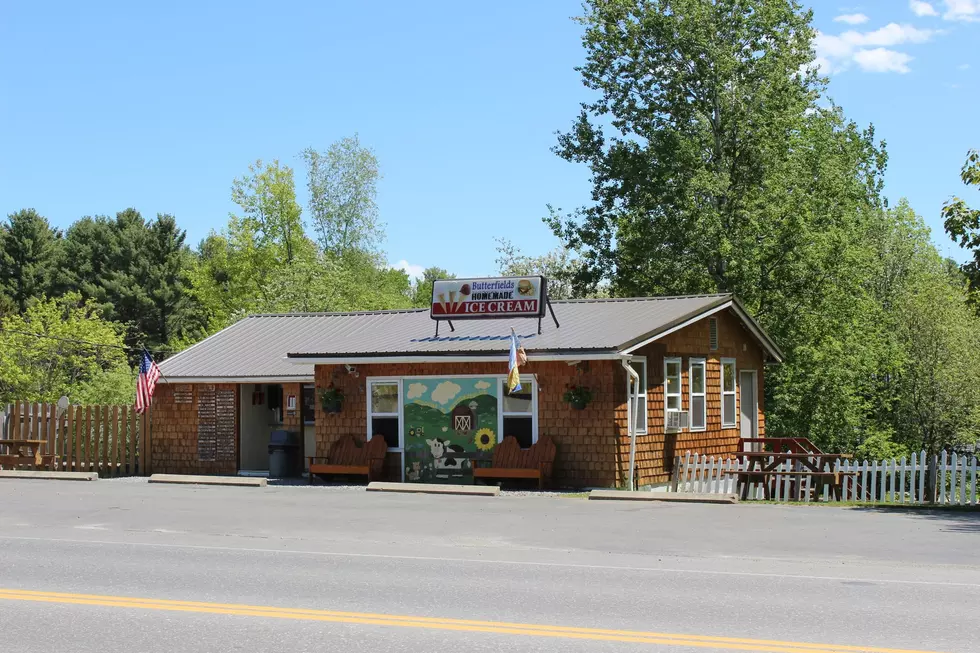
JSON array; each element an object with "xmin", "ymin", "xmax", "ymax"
[{"xmin": 0, "ymin": 589, "xmax": 944, "ymax": 653}]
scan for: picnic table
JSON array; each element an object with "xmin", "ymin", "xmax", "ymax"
[
  {"xmin": 0, "ymin": 439, "xmax": 53, "ymax": 470},
  {"xmin": 727, "ymin": 452, "xmax": 856, "ymax": 501}
]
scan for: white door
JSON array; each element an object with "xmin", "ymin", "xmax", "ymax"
[{"xmin": 739, "ymin": 371, "xmax": 758, "ymax": 444}]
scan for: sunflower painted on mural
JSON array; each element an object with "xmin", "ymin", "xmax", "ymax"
[{"xmin": 474, "ymin": 428, "xmax": 496, "ymax": 452}]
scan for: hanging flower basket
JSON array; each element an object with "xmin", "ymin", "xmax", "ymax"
[
  {"xmin": 563, "ymin": 384, "xmax": 593, "ymax": 410},
  {"xmin": 319, "ymin": 384, "xmax": 344, "ymax": 414}
]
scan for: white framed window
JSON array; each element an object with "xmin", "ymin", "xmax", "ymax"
[
  {"xmin": 721, "ymin": 358, "xmax": 737, "ymax": 428},
  {"xmin": 664, "ymin": 357, "xmax": 683, "ymax": 426},
  {"xmin": 367, "ymin": 379, "xmax": 401, "ymax": 450},
  {"xmin": 628, "ymin": 357, "xmax": 647, "ymax": 434},
  {"xmin": 689, "ymin": 358, "xmax": 706, "ymax": 431},
  {"xmin": 498, "ymin": 377, "xmax": 537, "ymax": 449}
]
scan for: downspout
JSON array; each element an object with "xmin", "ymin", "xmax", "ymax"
[{"xmin": 621, "ymin": 357, "xmax": 640, "ymax": 492}]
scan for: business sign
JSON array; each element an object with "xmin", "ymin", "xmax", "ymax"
[{"xmin": 430, "ymin": 276, "xmax": 547, "ymax": 320}]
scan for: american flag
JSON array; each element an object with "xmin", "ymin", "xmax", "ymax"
[{"xmin": 135, "ymin": 350, "xmax": 162, "ymax": 414}]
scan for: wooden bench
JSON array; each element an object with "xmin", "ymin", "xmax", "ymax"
[
  {"xmin": 308, "ymin": 435, "xmax": 387, "ymax": 484},
  {"xmin": 473, "ymin": 435, "xmax": 556, "ymax": 490}
]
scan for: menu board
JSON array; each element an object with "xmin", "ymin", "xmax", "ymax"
[
  {"xmin": 174, "ymin": 385, "xmax": 193, "ymax": 404},
  {"xmin": 215, "ymin": 388, "xmax": 236, "ymax": 461},
  {"xmin": 197, "ymin": 385, "xmax": 216, "ymax": 461}
]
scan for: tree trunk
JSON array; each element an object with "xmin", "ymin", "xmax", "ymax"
[{"xmin": 925, "ymin": 451, "xmax": 938, "ymax": 503}]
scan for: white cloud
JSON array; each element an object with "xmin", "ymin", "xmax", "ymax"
[
  {"xmin": 815, "ymin": 23, "xmax": 937, "ymax": 74},
  {"xmin": 959, "ymin": 63, "xmax": 972, "ymax": 70},
  {"xmin": 853, "ymin": 48, "xmax": 914, "ymax": 73},
  {"xmin": 474, "ymin": 380, "xmax": 491, "ymax": 390},
  {"xmin": 943, "ymin": 0, "xmax": 980, "ymax": 22},
  {"xmin": 431, "ymin": 381, "xmax": 461, "ymax": 405},
  {"xmin": 910, "ymin": 1, "xmax": 939, "ymax": 16},
  {"xmin": 407, "ymin": 382, "xmax": 428, "ymax": 400},
  {"xmin": 395, "ymin": 260, "xmax": 425, "ymax": 280},
  {"xmin": 835, "ymin": 13, "xmax": 869, "ymax": 24}
]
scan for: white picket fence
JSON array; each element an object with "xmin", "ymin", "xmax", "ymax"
[{"xmin": 671, "ymin": 450, "xmax": 979, "ymax": 505}]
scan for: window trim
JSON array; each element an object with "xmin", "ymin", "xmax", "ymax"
[
  {"xmin": 721, "ymin": 358, "xmax": 737, "ymax": 428},
  {"xmin": 366, "ymin": 378, "xmax": 403, "ymax": 452},
  {"xmin": 664, "ymin": 357, "xmax": 683, "ymax": 429},
  {"xmin": 498, "ymin": 375, "xmax": 538, "ymax": 446},
  {"xmin": 628, "ymin": 356, "xmax": 648, "ymax": 435},
  {"xmin": 689, "ymin": 358, "xmax": 707, "ymax": 432}
]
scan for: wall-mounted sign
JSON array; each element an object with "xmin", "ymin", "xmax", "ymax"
[{"xmin": 430, "ymin": 276, "xmax": 547, "ymax": 320}]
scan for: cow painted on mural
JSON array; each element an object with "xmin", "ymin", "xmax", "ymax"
[{"xmin": 425, "ymin": 437, "xmax": 468, "ymax": 470}]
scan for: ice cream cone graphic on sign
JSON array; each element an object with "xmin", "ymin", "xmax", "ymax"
[
  {"xmin": 437, "ymin": 292, "xmax": 447, "ymax": 314},
  {"xmin": 448, "ymin": 290, "xmax": 457, "ymax": 314},
  {"xmin": 455, "ymin": 283, "xmax": 471, "ymax": 312}
]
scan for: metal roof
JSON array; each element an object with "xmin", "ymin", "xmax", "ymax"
[{"xmin": 159, "ymin": 294, "xmax": 781, "ymax": 381}]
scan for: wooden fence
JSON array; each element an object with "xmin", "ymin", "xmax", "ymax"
[
  {"xmin": 1, "ymin": 401, "xmax": 150, "ymax": 476},
  {"xmin": 672, "ymin": 450, "xmax": 979, "ymax": 505}
]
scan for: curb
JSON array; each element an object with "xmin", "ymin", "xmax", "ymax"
[
  {"xmin": 588, "ymin": 490, "xmax": 738, "ymax": 504},
  {"xmin": 367, "ymin": 482, "xmax": 499, "ymax": 496},
  {"xmin": 148, "ymin": 474, "xmax": 267, "ymax": 488},
  {"xmin": 0, "ymin": 470, "xmax": 98, "ymax": 481}
]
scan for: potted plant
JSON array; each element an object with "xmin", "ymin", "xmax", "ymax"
[
  {"xmin": 563, "ymin": 384, "xmax": 593, "ymax": 410},
  {"xmin": 318, "ymin": 384, "xmax": 344, "ymax": 414}
]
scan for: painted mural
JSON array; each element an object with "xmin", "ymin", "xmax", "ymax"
[{"xmin": 403, "ymin": 377, "xmax": 498, "ymax": 483}]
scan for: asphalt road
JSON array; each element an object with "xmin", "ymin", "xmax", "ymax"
[{"xmin": 0, "ymin": 479, "xmax": 977, "ymax": 653}]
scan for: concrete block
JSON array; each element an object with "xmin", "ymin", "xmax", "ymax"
[
  {"xmin": 0, "ymin": 470, "xmax": 98, "ymax": 481},
  {"xmin": 148, "ymin": 474, "xmax": 266, "ymax": 487},
  {"xmin": 588, "ymin": 490, "xmax": 738, "ymax": 504},
  {"xmin": 367, "ymin": 482, "xmax": 500, "ymax": 497}
]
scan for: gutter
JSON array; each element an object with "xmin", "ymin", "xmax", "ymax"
[
  {"xmin": 621, "ymin": 356, "xmax": 640, "ymax": 492},
  {"xmin": 158, "ymin": 376, "xmax": 315, "ymax": 385},
  {"xmin": 284, "ymin": 352, "xmax": 624, "ymax": 365}
]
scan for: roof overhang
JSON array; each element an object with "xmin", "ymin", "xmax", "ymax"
[
  {"xmin": 285, "ymin": 351, "xmax": 624, "ymax": 365},
  {"xmin": 159, "ymin": 376, "xmax": 315, "ymax": 385}
]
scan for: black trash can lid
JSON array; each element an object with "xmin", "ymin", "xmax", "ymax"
[{"xmin": 269, "ymin": 430, "xmax": 301, "ymax": 446}]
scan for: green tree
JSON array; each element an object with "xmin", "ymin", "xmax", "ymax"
[
  {"xmin": 411, "ymin": 267, "xmax": 454, "ymax": 308},
  {"xmin": 0, "ymin": 294, "xmax": 133, "ymax": 404},
  {"xmin": 942, "ymin": 149, "xmax": 980, "ymax": 298},
  {"xmin": 494, "ymin": 239, "xmax": 595, "ymax": 300},
  {"xmin": 59, "ymin": 209, "xmax": 206, "ymax": 352},
  {"xmin": 891, "ymin": 255, "xmax": 980, "ymax": 456},
  {"xmin": 0, "ymin": 209, "xmax": 62, "ymax": 312},
  {"xmin": 548, "ymin": 0, "xmax": 894, "ymax": 449},
  {"xmin": 231, "ymin": 160, "xmax": 308, "ymax": 264},
  {"xmin": 302, "ymin": 135, "xmax": 382, "ymax": 257},
  {"xmin": 191, "ymin": 161, "xmax": 319, "ymax": 329}
]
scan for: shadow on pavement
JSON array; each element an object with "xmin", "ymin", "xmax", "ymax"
[{"xmin": 848, "ymin": 505, "xmax": 980, "ymax": 532}]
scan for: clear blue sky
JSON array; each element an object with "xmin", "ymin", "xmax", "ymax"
[{"xmin": 2, "ymin": 0, "xmax": 978, "ymax": 278}]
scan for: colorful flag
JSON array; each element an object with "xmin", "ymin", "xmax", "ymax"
[
  {"xmin": 135, "ymin": 349, "xmax": 162, "ymax": 414},
  {"xmin": 507, "ymin": 328, "xmax": 525, "ymax": 393}
]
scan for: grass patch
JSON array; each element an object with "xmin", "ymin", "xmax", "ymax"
[{"xmin": 559, "ymin": 492, "xmax": 590, "ymax": 499}]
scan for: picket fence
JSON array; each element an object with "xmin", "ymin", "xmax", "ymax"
[
  {"xmin": 671, "ymin": 450, "xmax": 979, "ymax": 505},
  {"xmin": 1, "ymin": 401, "xmax": 150, "ymax": 476}
]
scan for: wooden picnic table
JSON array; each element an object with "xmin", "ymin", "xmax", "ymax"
[
  {"xmin": 0, "ymin": 438, "xmax": 52, "ymax": 469},
  {"xmin": 730, "ymin": 452, "xmax": 856, "ymax": 501}
]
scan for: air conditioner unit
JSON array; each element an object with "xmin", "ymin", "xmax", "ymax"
[{"xmin": 666, "ymin": 411, "xmax": 689, "ymax": 431}]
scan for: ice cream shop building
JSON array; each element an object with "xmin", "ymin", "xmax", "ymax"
[{"xmin": 153, "ymin": 277, "xmax": 782, "ymax": 488}]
